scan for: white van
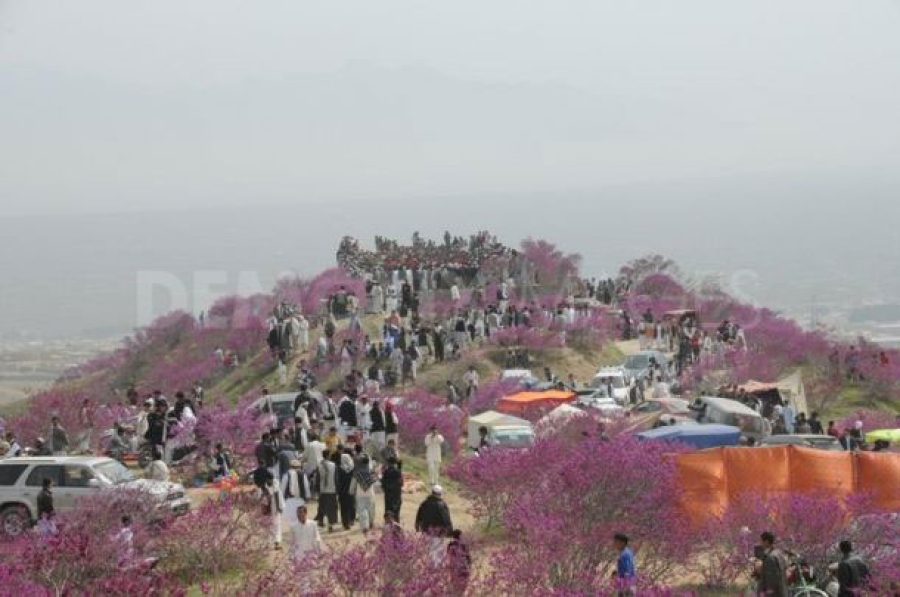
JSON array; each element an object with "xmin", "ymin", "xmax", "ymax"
[
  {"xmin": 467, "ymin": 411, "xmax": 534, "ymax": 450},
  {"xmin": 589, "ymin": 367, "xmax": 629, "ymax": 404}
]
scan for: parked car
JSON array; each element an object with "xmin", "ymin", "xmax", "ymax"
[
  {"xmin": 637, "ymin": 423, "xmax": 741, "ymax": 450},
  {"xmin": 501, "ymin": 369, "xmax": 534, "ymax": 382},
  {"xmin": 622, "ymin": 351, "xmax": 669, "ymax": 385},
  {"xmin": 628, "ymin": 398, "xmax": 693, "ymax": 430},
  {"xmin": 758, "ymin": 434, "xmax": 844, "ymax": 451},
  {"xmin": 588, "ymin": 367, "xmax": 629, "ymax": 404},
  {"xmin": 697, "ymin": 396, "xmax": 771, "ymax": 441},
  {"xmin": 0, "ymin": 456, "xmax": 190, "ymax": 537},
  {"xmin": 577, "ymin": 392, "xmax": 625, "ymax": 416},
  {"xmin": 250, "ymin": 391, "xmax": 323, "ymax": 429}
]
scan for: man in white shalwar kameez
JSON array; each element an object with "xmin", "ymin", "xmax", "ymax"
[{"xmin": 290, "ymin": 505, "xmax": 325, "ymax": 560}]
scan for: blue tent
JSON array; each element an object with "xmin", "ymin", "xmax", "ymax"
[{"xmin": 636, "ymin": 424, "xmax": 741, "ymax": 450}]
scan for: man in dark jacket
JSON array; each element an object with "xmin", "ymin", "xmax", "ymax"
[
  {"xmin": 145, "ymin": 402, "xmax": 167, "ymax": 450},
  {"xmin": 415, "ymin": 485, "xmax": 453, "ymax": 536},
  {"xmin": 369, "ymin": 401, "xmax": 386, "ymax": 447},
  {"xmin": 754, "ymin": 532, "xmax": 788, "ymax": 597},
  {"xmin": 381, "ymin": 457, "xmax": 404, "ymax": 518},
  {"xmin": 37, "ymin": 478, "xmax": 54, "ymax": 519},
  {"xmin": 338, "ymin": 393, "xmax": 358, "ymax": 430},
  {"xmin": 835, "ymin": 540, "xmax": 869, "ymax": 597},
  {"xmin": 255, "ymin": 433, "xmax": 277, "ymax": 476}
]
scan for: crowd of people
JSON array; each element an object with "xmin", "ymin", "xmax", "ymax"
[
  {"xmin": 4, "ymin": 232, "xmax": 899, "ymax": 594},
  {"xmin": 248, "ymin": 388, "xmax": 469, "ymax": 579},
  {"xmin": 336, "ymin": 231, "xmax": 516, "ymax": 285},
  {"xmin": 752, "ymin": 531, "xmax": 870, "ymax": 597}
]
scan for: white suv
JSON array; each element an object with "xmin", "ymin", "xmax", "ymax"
[{"xmin": 0, "ymin": 456, "xmax": 190, "ymax": 537}]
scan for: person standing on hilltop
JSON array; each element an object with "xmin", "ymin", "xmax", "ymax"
[
  {"xmin": 384, "ymin": 401, "xmax": 399, "ymax": 446},
  {"xmin": 369, "ymin": 401, "xmax": 386, "ymax": 449},
  {"xmin": 424, "ymin": 425, "xmax": 445, "ymax": 488},
  {"xmin": 4, "ymin": 432, "xmax": 22, "ymax": 458},
  {"xmin": 77, "ymin": 399, "xmax": 95, "ymax": 454},
  {"xmin": 337, "ymin": 392, "xmax": 357, "ymax": 442},
  {"xmin": 381, "ymin": 456, "xmax": 404, "ymax": 519},
  {"xmin": 433, "ymin": 326, "xmax": 445, "ymax": 363},
  {"xmin": 450, "ymin": 283, "xmax": 461, "ymax": 304},
  {"xmin": 463, "ymin": 365, "xmax": 480, "ymax": 399},
  {"xmin": 350, "ymin": 455, "xmax": 377, "ymax": 536},
  {"xmin": 336, "ymin": 451, "xmax": 356, "ymax": 530},
  {"xmin": 48, "ymin": 416, "xmax": 70, "ymax": 455}
]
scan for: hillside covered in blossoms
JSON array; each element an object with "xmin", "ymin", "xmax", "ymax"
[{"xmin": 2, "ymin": 232, "xmax": 899, "ymax": 595}]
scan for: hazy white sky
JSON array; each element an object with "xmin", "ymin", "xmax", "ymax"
[{"xmin": 2, "ymin": 0, "xmax": 900, "ymax": 215}]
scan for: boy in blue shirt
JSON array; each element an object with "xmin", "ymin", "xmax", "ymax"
[{"xmin": 613, "ymin": 533, "xmax": 636, "ymax": 595}]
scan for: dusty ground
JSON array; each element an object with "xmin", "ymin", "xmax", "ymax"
[{"xmin": 185, "ymin": 454, "xmax": 477, "ymax": 549}]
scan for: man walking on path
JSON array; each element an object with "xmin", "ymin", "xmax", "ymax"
[
  {"xmin": 290, "ymin": 505, "xmax": 324, "ymax": 560},
  {"xmin": 415, "ymin": 485, "xmax": 453, "ymax": 564},
  {"xmin": 381, "ymin": 456, "xmax": 404, "ymax": 519}
]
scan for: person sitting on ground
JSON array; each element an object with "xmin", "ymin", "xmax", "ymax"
[
  {"xmin": 211, "ymin": 443, "xmax": 231, "ymax": 480},
  {"xmin": 447, "ymin": 529, "xmax": 472, "ymax": 593},
  {"xmin": 146, "ymin": 446, "xmax": 169, "ymax": 481},
  {"xmin": 382, "ymin": 510, "xmax": 404, "ymax": 543}
]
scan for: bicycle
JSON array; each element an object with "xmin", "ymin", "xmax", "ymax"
[{"xmin": 785, "ymin": 551, "xmax": 830, "ymax": 597}]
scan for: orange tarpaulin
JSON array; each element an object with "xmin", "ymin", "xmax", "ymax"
[
  {"xmin": 677, "ymin": 446, "xmax": 900, "ymax": 523},
  {"xmin": 497, "ymin": 390, "xmax": 575, "ymax": 415}
]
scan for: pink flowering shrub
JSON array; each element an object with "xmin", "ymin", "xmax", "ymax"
[
  {"xmin": 192, "ymin": 392, "xmax": 267, "ymax": 470},
  {"xmin": 144, "ymin": 354, "xmax": 221, "ymax": 396},
  {"xmin": 273, "ymin": 267, "xmax": 365, "ymax": 317},
  {"xmin": 241, "ymin": 532, "xmax": 472, "ymax": 596},
  {"xmin": 395, "ymin": 388, "xmax": 464, "ymax": 456},
  {"xmin": 853, "ymin": 340, "xmax": 900, "ymax": 399},
  {"xmin": 7, "ymin": 387, "xmax": 83, "ymax": 447},
  {"xmin": 447, "ymin": 440, "xmax": 547, "ymax": 526},
  {"xmin": 0, "ymin": 565, "xmax": 51, "ymax": 595},
  {"xmin": 452, "ymin": 434, "xmax": 693, "ymax": 589},
  {"xmin": 206, "ymin": 293, "xmax": 270, "ymax": 331},
  {"xmin": 0, "ymin": 489, "xmax": 179, "ymax": 595},
  {"xmin": 564, "ymin": 310, "xmax": 611, "ymax": 351},
  {"xmin": 417, "ymin": 296, "xmax": 460, "ymax": 321},
  {"xmin": 154, "ymin": 492, "xmax": 270, "ymax": 586},
  {"xmin": 520, "ymin": 238, "xmax": 581, "ymax": 290},
  {"xmin": 618, "ymin": 254, "xmax": 681, "ymax": 283},
  {"xmin": 489, "ymin": 325, "xmax": 564, "ymax": 350},
  {"xmin": 632, "ymin": 273, "xmax": 688, "ymax": 302},
  {"xmin": 690, "ymin": 491, "xmax": 900, "ymax": 591},
  {"xmin": 838, "ymin": 409, "xmax": 899, "ymax": 434},
  {"xmin": 467, "ymin": 378, "xmax": 521, "ymax": 414}
]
